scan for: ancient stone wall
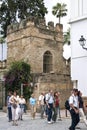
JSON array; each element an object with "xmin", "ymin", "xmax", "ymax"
[
  {"xmin": 7, "ymin": 17, "xmax": 67, "ymax": 73},
  {"xmin": 7, "ymin": 17, "xmax": 72, "ymax": 108},
  {"xmin": 32, "ymin": 72, "xmax": 72, "ymax": 109}
]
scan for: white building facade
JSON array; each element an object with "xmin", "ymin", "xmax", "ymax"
[{"xmin": 70, "ymin": 0, "xmax": 87, "ymax": 96}]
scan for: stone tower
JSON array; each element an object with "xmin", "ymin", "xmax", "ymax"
[{"xmin": 7, "ymin": 17, "xmax": 72, "ymax": 108}]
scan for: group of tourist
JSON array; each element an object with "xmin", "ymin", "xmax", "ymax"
[
  {"xmin": 6, "ymin": 88, "xmax": 87, "ymax": 129},
  {"xmin": 7, "ymin": 91, "xmax": 26, "ymax": 126},
  {"xmin": 28, "ymin": 88, "xmax": 87, "ymax": 130},
  {"xmin": 38, "ymin": 90, "xmax": 61, "ymax": 123},
  {"xmin": 29, "ymin": 90, "xmax": 61, "ymax": 122},
  {"xmin": 7, "ymin": 89, "xmax": 61, "ymax": 125}
]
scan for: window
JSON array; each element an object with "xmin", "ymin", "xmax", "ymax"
[{"xmin": 43, "ymin": 51, "xmax": 53, "ymax": 73}]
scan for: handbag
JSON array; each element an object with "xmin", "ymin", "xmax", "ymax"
[{"xmin": 13, "ymin": 103, "xmax": 17, "ymax": 109}]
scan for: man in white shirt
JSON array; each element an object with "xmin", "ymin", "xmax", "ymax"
[
  {"xmin": 69, "ymin": 89, "xmax": 80, "ymax": 130},
  {"xmin": 45, "ymin": 90, "xmax": 54, "ymax": 124}
]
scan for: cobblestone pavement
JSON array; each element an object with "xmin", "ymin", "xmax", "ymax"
[{"xmin": 0, "ymin": 110, "xmax": 87, "ymax": 130}]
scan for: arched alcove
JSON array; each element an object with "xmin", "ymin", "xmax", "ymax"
[{"xmin": 43, "ymin": 51, "xmax": 53, "ymax": 73}]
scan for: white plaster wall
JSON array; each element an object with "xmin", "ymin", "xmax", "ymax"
[
  {"xmin": 70, "ymin": 0, "xmax": 87, "ymax": 20},
  {"xmin": 71, "ymin": 19, "xmax": 87, "ymax": 58},
  {"xmin": 70, "ymin": 0, "xmax": 87, "ymax": 96},
  {"xmin": 71, "ymin": 57, "xmax": 87, "ymax": 96},
  {"xmin": 70, "ymin": 0, "xmax": 78, "ymax": 19},
  {"xmin": 70, "ymin": 18, "xmax": 87, "ymax": 96},
  {"xmin": 83, "ymin": 0, "xmax": 87, "ymax": 15}
]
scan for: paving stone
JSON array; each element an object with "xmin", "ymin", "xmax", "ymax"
[{"xmin": 0, "ymin": 110, "xmax": 86, "ymax": 130}]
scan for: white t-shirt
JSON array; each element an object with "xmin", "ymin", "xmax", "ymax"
[
  {"xmin": 69, "ymin": 95, "xmax": 79, "ymax": 108},
  {"xmin": 39, "ymin": 95, "xmax": 44, "ymax": 105},
  {"xmin": 45, "ymin": 93, "xmax": 54, "ymax": 104},
  {"xmin": 19, "ymin": 98, "xmax": 26, "ymax": 104}
]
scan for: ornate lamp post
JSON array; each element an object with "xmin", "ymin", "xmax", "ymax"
[{"xmin": 79, "ymin": 35, "xmax": 87, "ymax": 50}]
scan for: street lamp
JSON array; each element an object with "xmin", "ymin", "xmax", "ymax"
[{"xmin": 79, "ymin": 35, "xmax": 87, "ymax": 50}]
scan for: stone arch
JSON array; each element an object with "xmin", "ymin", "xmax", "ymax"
[{"xmin": 43, "ymin": 51, "xmax": 53, "ymax": 73}]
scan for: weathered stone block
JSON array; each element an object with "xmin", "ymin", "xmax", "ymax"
[{"xmin": 6, "ymin": 18, "xmax": 72, "ymax": 109}]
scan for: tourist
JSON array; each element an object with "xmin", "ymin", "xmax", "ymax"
[
  {"xmin": 69, "ymin": 88, "xmax": 80, "ymax": 130},
  {"xmin": 9, "ymin": 91, "xmax": 19, "ymax": 126},
  {"xmin": 29, "ymin": 93, "xmax": 36, "ymax": 119},
  {"xmin": 7, "ymin": 91, "xmax": 12, "ymax": 122},
  {"xmin": 19, "ymin": 95, "xmax": 26, "ymax": 120},
  {"xmin": 78, "ymin": 90, "xmax": 87, "ymax": 126},
  {"xmin": 39, "ymin": 92, "xmax": 45, "ymax": 119},
  {"xmin": 52, "ymin": 91, "xmax": 60, "ymax": 122},
  {"xmin": 57, "ymin": 92, "xmax": 62, "ymax": 120},
  {"xmin": 45, "ymin": 90, "xmax": 54, "ymax": 124}
]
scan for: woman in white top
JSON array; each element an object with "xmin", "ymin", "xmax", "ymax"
[
  {"xmin": 9, "ymin": 91, "xmax": 19, "ymax": 126},
  {"xmin": 19, "ymin": 95, "xmax": 26, "ymax": 120}
]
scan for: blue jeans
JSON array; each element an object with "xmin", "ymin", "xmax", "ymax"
[
  {"xmin": 70, "ymin": 108, "xmax": 80, "ymax": 130},
  {"xmin": 8, "ymin": 107, "xmax": 12, "ymax": 121},
  {"xmin": 55, "ymin": 105, "xmax": 61, "ymax": 118},
  {"xmin": 47, "ymin": 103, "xmax": 53, "ymax": 121}
]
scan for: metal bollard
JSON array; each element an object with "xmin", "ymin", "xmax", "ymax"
[{"xmin": 65, "ymin": 109, "xmax": 67, "ymax": 117}]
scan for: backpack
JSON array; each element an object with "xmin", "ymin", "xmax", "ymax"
[
  {"xmin": 12, "ymin": 103, "xmax": 17, "ymax": 109},
  {"xmin": 65, "ymin": 99, "xmax": 70, "ymax": 110}
]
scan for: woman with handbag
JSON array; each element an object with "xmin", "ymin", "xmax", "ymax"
[{"xmin": 9, "ymin": 91, "xmax": 19, "ymax": 126}]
